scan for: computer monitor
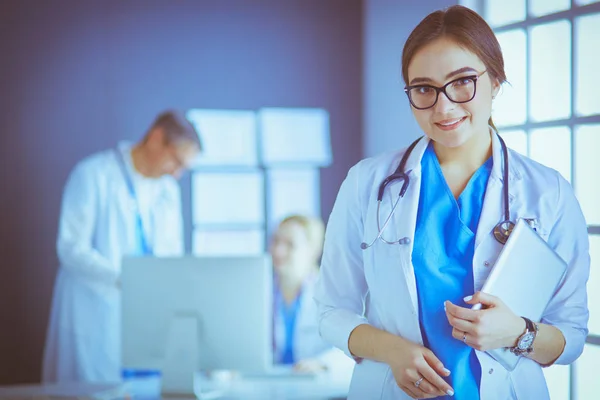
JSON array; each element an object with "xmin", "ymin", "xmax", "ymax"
[{"xmin": 121, "ymin": 255, "xmax": 273, "ymax": 395}]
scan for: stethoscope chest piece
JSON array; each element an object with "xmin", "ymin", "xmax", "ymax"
[{"xmin": 493, "ymin": 220, "xmax": 515, "ymax": 244}]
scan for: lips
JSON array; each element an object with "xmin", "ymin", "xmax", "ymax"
[{"xmin": 434, "ymin": 116, "xmax": 467, "ymax": 131}]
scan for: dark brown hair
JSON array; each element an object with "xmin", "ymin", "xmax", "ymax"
[{"xmin": 401, "ymin": 5, "xmax": 506, "ymax": 132}]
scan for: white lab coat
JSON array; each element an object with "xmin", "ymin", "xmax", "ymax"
[
  {"xmin": 42, "ymin": 142, "xmax": 184, "ymax": 383},
  {"xmin": 314, "ymin": 133, "xmax": 590, "ymax": 400},
  {"xmin": 273, "ymin": 274, "xmax": 355, "ymax": 382}
]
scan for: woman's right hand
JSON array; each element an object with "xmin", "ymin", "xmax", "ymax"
[
  {"xmin": 385, "ymin": 336, "xmax": 454, "ymax": 399},
  {"xmin": 348, "ymin": 324, "xmax": 454, "ymax": 398}
]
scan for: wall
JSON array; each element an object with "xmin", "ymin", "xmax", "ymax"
[
  {"xmin": 363, "ymin": 0, "xmax": 457, "ymax": 157},
  {"xmin": 0, "ymin": 0, "xmax": 363, "ymax": 384}
]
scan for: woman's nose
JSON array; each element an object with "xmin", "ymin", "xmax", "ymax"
[{"xmin": 434, "ymin": 90, "xmax": 457, "ymax": 113}]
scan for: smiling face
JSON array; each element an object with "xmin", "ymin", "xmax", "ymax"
[{"xmin": 406, "ymin": 37, "xmax": 500, "ymax": 150}]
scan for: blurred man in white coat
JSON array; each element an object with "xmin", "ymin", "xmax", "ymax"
[{"xmin": 42, "ymin": 110, "xmax": 202, "ymax": 383}]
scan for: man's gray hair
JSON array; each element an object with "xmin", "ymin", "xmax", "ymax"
[{"xmin": 148, "ymin": 110, "xmax": 203, "ymax": 150}]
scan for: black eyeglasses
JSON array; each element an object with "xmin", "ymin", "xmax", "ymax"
[{"xmin": 404, "ymin": 70, "xmax": 488, "ymax": 110}]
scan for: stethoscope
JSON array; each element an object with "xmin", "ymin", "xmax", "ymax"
[{"xmin": 360, "ymin": 133, "xmax": 513, "ymax": 250}]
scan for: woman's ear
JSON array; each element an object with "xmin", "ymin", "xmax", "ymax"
[{"xmin": 491, "ymin": 78, "xmax": 501, "ymax": 100}]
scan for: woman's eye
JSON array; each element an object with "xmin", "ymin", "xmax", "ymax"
[
  {"xmin": 416, "ymin": 87, "xmax": 434, "ymax": 95},
  {"xmin": 453, "ymin": 78, "xmax": 472, "ymax": 87}
]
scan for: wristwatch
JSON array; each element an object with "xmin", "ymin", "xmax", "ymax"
[{"xmin": 510, "ymin": 317, "xmax": 538, "ymax": 356}]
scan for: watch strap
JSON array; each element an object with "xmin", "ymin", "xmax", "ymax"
[{"xmin": 522, "ymin": 317, "xmax": 535, "ymax": 334}]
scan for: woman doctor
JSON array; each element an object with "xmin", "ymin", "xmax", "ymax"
[
  {"xmin": 271, "ymin": 215, "xmax": 354, "ymax": 378},
  {"xmin": 314, "ymin": 5, "xmax": 589, "ymax": 400}
]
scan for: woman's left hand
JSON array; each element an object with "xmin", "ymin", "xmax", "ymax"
[{"xmin": 445, "ymin": 291, "xmax": 526, "ymax": 351}]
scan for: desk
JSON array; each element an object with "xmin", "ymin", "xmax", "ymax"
[
  {"xmin": 191, "ymin": 373, "xmax": 348, "ymax": 400},
  {"xmin": 0, "ymin": 382, "xmax": 127, "ymax": 399},
  {"xmin": 0, "ymin": 375, "xmax": 349, "ymax": 400}
]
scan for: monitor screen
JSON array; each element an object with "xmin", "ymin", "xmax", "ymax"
[{"xmin": 121, "ymin": 255, "xmax": 273, "ymax": 381}]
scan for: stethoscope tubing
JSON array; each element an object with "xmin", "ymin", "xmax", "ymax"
[{"xmin": 362, "ymin": 133, "xmax": 512, "ymax": 250}]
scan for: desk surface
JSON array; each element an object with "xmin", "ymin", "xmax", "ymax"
[
  {"xmin": 0, "ymin": 382, "xmax": 126, "ymax": 399},
  {"xmin": 0, "ymin": 374, "xmax": 349, "ymax": 400},
  {"xmin": 196, "ymin": 374, "xmax": 348, "ymax": 400}
]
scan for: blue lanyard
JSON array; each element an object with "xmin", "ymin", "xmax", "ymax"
[{"xmin": 114, "ymin": 149, "xmax": 152, "ymax": 255}]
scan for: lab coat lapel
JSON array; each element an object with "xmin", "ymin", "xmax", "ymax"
[
  {"xmin": 475, "ymin": 132, "xmax": 520, "ymax": 250},
  {"xmin": 385, "ymin": 137, "xmax": 429, "ymax": 318}
]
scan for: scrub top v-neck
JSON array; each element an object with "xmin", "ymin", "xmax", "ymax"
[{"xmin": 412, "ymin": 141, "xmax": 493, "ymax": 400}]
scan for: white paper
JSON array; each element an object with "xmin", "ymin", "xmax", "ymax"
[
  {"xmin": 193, "ymin": 229, "xmax": 265, "ymax": 256},
  {"xmin": 259, "ymin": 108, "xmax": 332, "ymax": 166},
  {"xmin": 187, "ymin": 109, "xmax": 258, "ymax": 166},
  {"xmin": 267, "ymin": 168, "xmax": 320, "ymax": 230},
  {"xmin": 192, "ymin": 172, "xmax": 264, "ymax": 225}
]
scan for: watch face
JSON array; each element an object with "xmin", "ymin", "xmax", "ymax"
[{"xmin": 519, "ymin": 332, "xmax": 535, "ymax": 349}]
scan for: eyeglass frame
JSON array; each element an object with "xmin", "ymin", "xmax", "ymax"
[{"xmin": 404, "ymin": 70, "xmax": 488, "ymax": 110}]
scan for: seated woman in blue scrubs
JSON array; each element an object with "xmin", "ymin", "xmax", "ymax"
[
  {"xmin": 271, "ymin": 215, "xmax": 354, "ymax": 377},
  {"xmin": 314, "ymin": 5, "xmax": 590, "ymax": 400}
]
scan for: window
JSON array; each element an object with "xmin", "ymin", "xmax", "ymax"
[
  {"xmin": 267, "ymin": 168, "xmax": 321, "ymax": 232},
  {"xmin": 462, "ymin": 1, "xmax": 600, "ymax": 398},
  {"xmin": 529, "ymin": 20, "xmax": 571, "ymax": 122}
]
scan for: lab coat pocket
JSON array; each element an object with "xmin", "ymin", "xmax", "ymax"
[
  {"xmin": 519, "ymin": 216, "xmax": 550, "ymax": 240},
  {"xmin": 509, "ymin": 358, "xmax": 550, "ymax": 400},
  {"xmin": 347, "ymin": 360, "xmax": 392, "ymax": 400}
]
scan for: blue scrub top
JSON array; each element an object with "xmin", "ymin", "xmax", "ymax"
[
  {"xmin": 275, "ymin": 286, "xmax": 302, "ymax": 365},
  {"xmin": 412, "ymin": 141, "xmax": 493, "ymax": 400}
]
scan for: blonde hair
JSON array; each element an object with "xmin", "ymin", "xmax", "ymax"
[{"xmin": 279, "ymin": 215, "xmax": 325, "ymax": 260}]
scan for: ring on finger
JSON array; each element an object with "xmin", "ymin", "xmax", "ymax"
[
  {"xmin": 414, "ymin": 377, "xmax": 424, "ymax": 388},
  {"xmin": 463, "ymin": 332, "xmax": 467, "ymax": 343}
]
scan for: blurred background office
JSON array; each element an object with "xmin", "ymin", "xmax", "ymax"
[{"xmin": 0, "ymin": 0, "xmax": 598, "ymax": 399}]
